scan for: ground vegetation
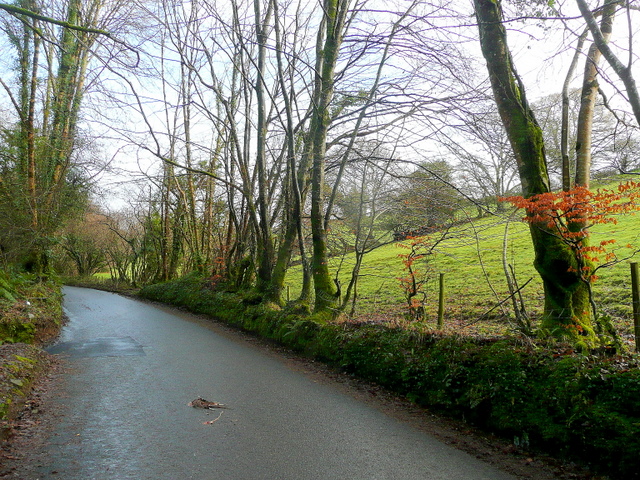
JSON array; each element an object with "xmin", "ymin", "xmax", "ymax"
[{"xmin": 0, "ymin": 272, "xmax": 63, "ymax": 438}]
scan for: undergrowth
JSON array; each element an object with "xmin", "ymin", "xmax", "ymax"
[
  {"xmin": 0, "ymin": 272, "xmax": 63, "ymax": 345},
  {"xmin": 0, "ymin": 271, "xmax": 64, "ymax": 426}
]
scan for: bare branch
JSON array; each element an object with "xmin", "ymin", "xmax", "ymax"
[
  {"xmin": 576, "ymin": 0, "xmax": 640, "ymax": 126},
  {"xmin": 0, "ymin": 3, "xmax": 112, "ymax": 37}
]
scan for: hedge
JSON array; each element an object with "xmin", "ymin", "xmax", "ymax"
[{"xmin": 140, "ymin": 273, "xmax": 640, "ymax": 479}]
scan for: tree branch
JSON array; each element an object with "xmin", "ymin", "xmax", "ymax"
[
  {"xmin": 0, "ymin": 3, "xmax": 111, "ymax": 37},
  {"xmin": 575, "ymin": 0, "xmax": 640, "ymax": 126}
]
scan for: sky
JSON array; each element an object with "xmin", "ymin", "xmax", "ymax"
[{"xmin": 1, "ymin": 0, "xmax": 639, "ymax": 210}]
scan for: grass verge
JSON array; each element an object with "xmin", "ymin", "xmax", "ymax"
[{"xmin": 0, "ymin": 275, "xmax": 64, "ymax": 438}]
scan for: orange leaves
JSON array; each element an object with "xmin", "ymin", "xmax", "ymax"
[
  {"xmin": 397, "ymin": 236, "xmax": 434, "ymax": 321},
  {"xmin": 617, "ymin": 180, "xmax": 640, "ymax": 194},
  {"xmin": 502, "ymin": 181, "xmax": 640, "ymax": 283},
  {"xmin": 502, "ymin": 182, "xmax": 640, "ymax": 230}
]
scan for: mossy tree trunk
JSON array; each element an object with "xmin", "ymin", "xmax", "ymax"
[
  {"xmin": 308, "ymin": 0, "xmax": 351, "ymax": 312},
  {"xmin": 266, "ymin": 0, "xmax": 322, "ymax": 306},
  {"xmin": 474, "ymin": 0, "xmax": 596, "ymax": 346},
  {"xmin": 268, "ymin": 144, "xmax": 312, "ymax": 305},
  {"xmin": 253, "ymin": 0, "xmax": 276, "ymax": 293}
]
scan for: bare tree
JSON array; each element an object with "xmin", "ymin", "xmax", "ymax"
[
  {"xmin": 535, "ymin": 89, "xmax": 640, "ymax": 183},
  {"xmin": 453, "ymin": 107, "xmax": 520, "ymax": 212},
  {"xmin": 576, "ymin": 0, "xmax": 640, "ymax": 127}
]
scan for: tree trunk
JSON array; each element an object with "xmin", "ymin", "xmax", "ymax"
[
  {"xmin": 561, "ymin": 29, "xmax": 587, "ymax": 191},
  {"xmin": 23, "ymin": 13, "xmax": 40, "ymax": 232},
  {"xmin": 253, "ymin": 0, "xmax": 275, "ymax": 293},
  {"xmin": 474, "ymin": 0, "xmax": 596, "ymax": 346},
  {"xmin": 575, "ymin": 1, "xmax": 616, "ymax": 188},
  {"xmin": 309, "ymin": 0, "xmax": 350, "ymax": 313},
  {"xmin": 267, "ymin": 0, "xmax": 311, "ymax": 305},
  {"xmin": 576, "ymin": 0, "xmax": 640, "ymax": 127},
  {"xmin": 48, "ymin": 0, "xmax": 83, "ymax": 187}
]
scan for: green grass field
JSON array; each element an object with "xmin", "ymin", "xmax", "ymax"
[
  {"xmin": 92, "ymin": 272, "xmax": 111, "ymax": 280},
  {"xmin": 285, "ymin": 176, "xmax": 640, "ymax": 344}
]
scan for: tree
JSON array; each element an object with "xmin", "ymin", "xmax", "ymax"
[
  {"xmin": 329, "ymin": 141, "xmax": 399, "ymax": 314},
  {"xmin": 474, "ymin": 0, "xmax": 598, "ymax": 345},
  {"xmin": 503, "ymin": 182, "xmax": 640, "ymax": 345},
  {"xmin": 0, "ymin": 0, "xmax": 125, "ymax": 275},
  {"xmin": 307, "ymin": 0, "xmax": 352, "ymax": 312},
  {"xmin": 387, "ymin": 160, "xmax": 461, "ymax": 236},
  {"xmin": 59, "ymin": 206, "xmax": 109, "ymax": 276},
  {"xmin": 534, "ymin": 89, "xmax": 640, "ymax": 183},
  {"xmin": 87, "ymin": 0, "xmax": 484, "ymax": 313},
  {"xmin": 573, "ymin": 0, "xmax": 617, "ymax": 188},
  {"xmin": 453, "ymin": 107, "xmax": 520, "ymax": 213},
  {"xmin": 396, "ymin": 228, "xmax": 450, "ymax": 323},
  {"xmin": 575, "ymin": 0, "xmax": 640, "ymax": 128}
]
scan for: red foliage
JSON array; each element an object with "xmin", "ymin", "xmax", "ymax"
[
  {"xmin": 502, "ymin": 181, "xmax": 640, "ymax": 283},
  {"xmin": 208, "ymin": 251, "xmax": 229, "ymax": 289},
  {"xmin": 397, "ymin": 236, "xmax": 435, "ymax": 320}
]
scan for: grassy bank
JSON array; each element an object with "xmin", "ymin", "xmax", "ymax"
[
  {"xmin": 141, "ymin": 273, "xmax": 640, "ymax": 479},
  {"xmin": 0, "ymin": 274, "xmax": 64, "ymax": 436}
]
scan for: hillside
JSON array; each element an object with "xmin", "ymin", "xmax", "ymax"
[{"xmin": 285, "ymin": 176, "xmax": 640, "ymax": 346}]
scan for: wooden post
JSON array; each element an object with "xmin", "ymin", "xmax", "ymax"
[
  {"xmin": 631, "ymin": 262, "xmax": 640, "ymax": 352},
  {"xmin": 438, "ymin": 273, "xmax": 445, "ymax": 329}
]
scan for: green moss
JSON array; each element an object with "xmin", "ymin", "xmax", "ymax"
[
  {"xmin": 0, "ymin": 321, "xmax": 36, "ymax": 344},
  {"xmin": 1, "ymin": 345, "xmax": 49, "ymax": 424},
  {"xmin": 1, "ymin": 276, "xmax": 63, "ymax": 430}
]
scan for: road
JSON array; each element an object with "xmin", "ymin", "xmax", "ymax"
[{"xmin": 17, "ymin": 286, "xmax": 519, "ymax": 479}]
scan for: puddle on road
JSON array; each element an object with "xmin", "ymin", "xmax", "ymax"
[{"xmin": 47, "ymin": 336, "xmax": 146, "ymax": 358}]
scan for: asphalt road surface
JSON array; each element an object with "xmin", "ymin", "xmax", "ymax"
[{"xmin": 20, "ymin": 286, "xmax": 518, "ymax": 479}]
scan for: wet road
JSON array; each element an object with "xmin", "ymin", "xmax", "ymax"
[{"xmin": 26, "ymin": 286, "xmax": 517, "ymax": 479}]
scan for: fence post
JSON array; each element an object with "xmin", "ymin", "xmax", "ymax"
[
  {"xmin": 631, "ymin": 262, "xmax": 640, "ymax": 352},
  {"xmin": 437, "ymin": 273, "xmax": 445, "ymax": 329}
]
